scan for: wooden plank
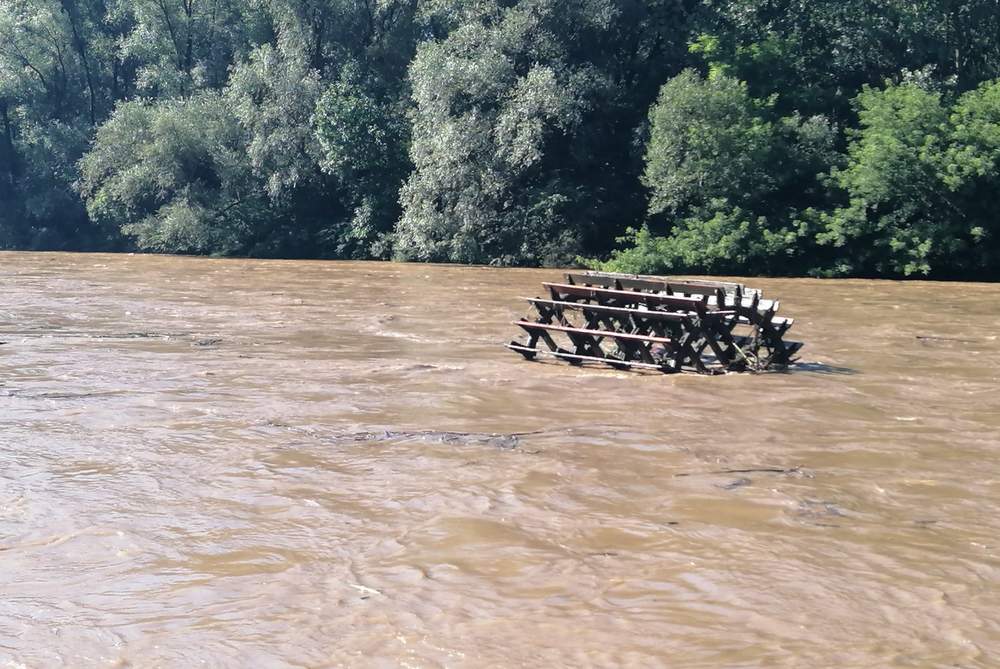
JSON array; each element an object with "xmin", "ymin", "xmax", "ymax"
[
  {"xmin": 512, "ymin": 274, "xmax": 800, "ymax": 374},
  {"xmin": 529, "ymin": 296, "xmax": 735, "ymax": 320},
  {"xmin": 666, "ymin": 283, "xmax": 728, "ymax": 306},
  {"xmin": 615, "ymin": 276, "xmax": 669, "ymax": 292},
  {"xmin": 507, "ymin": 340, "xmax": 538, "ymax": 359},
  {"xmin": 571, "ymin": 274, "xmax": 713, "ymax": 296},
  {"xmin": 524, "ymin": 297, "xmax": 733, "ymax": 373},
  {"xmin": 740, "ymin": 297, "xmax": 776, "ymax": 312},
  {"xmin": 566, "ymin": 274, "xmax": 764, "ymax": 309},
  {"xmin": 665, "ymin": 280, "xmax": 723, "ymax": 294},
  {"xmin": 542, "ymin": 282, "xmax": 706, "ymax": 312},
  {"xmin": 504, "ymin": 344, "xmax": 674, "ymax": 372},
  {"xmin": 513, "ymin": 319, "xmax": 674, "ymax": 345},
  {"xmin": 582, "ymin": 272, "xmax": 748, "ymax": 296},
  {"xmin": 565, "ymin": 272, "xmax": 619, "ymax": 288},
  {"xmin": 666, "ymin": 276, "xmax": 749, "ymax": 295},
  {"xmin": 562, "ymin": 325, "xmax": 606, "ymax": 359},
  {"xmin": 523, "ymin": 297, "xmax": 690, "ymax": 323}
]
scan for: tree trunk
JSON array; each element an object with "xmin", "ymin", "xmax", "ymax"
[
  {"xmin": 184, "ymin": 0, "xmax": 195, "ymax": 76},
  {"xmin": 0, "ymin": 99, "xmax": 17, "ymax": 201},
  {"xmin": 59, "ymin": 0, "xmax": 98, "ymax": 126}
]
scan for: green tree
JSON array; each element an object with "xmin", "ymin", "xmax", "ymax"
[
  {"xmin": 596, "ymin": 69, "xmax": 838, "ymax": 275},
  {"xmin": 78, "ymin": 93, "xmax": 263, "ymax": 254},
  {"xmin": 820, "ymin": 79, "xmax": 1000, "ymax": 277},
  {"xmin": 0, "ymin": 0, "xmax": 126, "ymax": 249},
  {"xmin": 113, "ymin": 0, "xmax": 258, "ymax": 96},
  {"xmin": 695, "ymin": 0, "xmax": 1000, "ymax": 119},
  {"xmin": 943, "ymin": 79, "xmax": 1000, "ymax": 272},
  {"xmin": 396, "ymin": 2, "xmax": 584, "ymax": 265},
  {"xmin": 81, "ymin": 44, "xmax": 331, "ymax": 257},
  {"xmin": 643, "ymin": 70, "xmax": 778, "ymax": 217},
  {"xmin": 3, "ymin": 0, "xmax": 1000, "ymax": 277},
  {"xmin": 313, "ymin": 64, "xmax": 409, "ymax": 257},
  {"xmin": 818, "ymin": 83, "xmax": 952, "ymax": 276},
  {"xmin": 78, "ymin": 0, "xmax": 425, "ymax": 258},
  {"xmin": 398, "ymin": 0, "xmax": 699, "ymax": 266}
]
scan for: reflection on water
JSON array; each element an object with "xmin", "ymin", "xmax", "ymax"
[{"xmin": 1, "ymin": 252, "xmax": 999, "ymax": 667}]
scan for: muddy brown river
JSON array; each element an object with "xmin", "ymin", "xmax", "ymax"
[{"xmin": 1, "ymin": 251, "xmax": 999, "ymax": 668}]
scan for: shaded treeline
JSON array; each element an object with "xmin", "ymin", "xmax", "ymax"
[{"xmin": 1, "ymin": 0, "xmax": 999, "ymax": 278}]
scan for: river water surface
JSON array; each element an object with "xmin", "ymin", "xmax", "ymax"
[{"xmin": 1, "ymin": 251, "xmax": 999, "ymax": 668}]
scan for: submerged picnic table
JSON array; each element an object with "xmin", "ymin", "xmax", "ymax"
[{"xmin": 505, "ymin": 271, "xmax": 803, "ymax": 374}]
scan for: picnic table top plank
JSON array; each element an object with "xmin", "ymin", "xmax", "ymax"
[
  {"xmin": 543, "ymin": 282, "xmax": 707, "ymax": 310},
  {"xmin": 525, "ymin": 297, "xmax": 736, "ymax": 320},
  {"xmin": 524, "ymin": 297, "xmax": 690, "ymax": 322}
]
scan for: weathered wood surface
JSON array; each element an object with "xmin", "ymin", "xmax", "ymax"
[{"xmin": 505, "ymin": 272, "xmax": 803, "ymax": 374}]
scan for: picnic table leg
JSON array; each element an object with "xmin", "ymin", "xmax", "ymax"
[
  {"xmin": 613, "ymin": 336, "xmax": 653, "ymax": 365},
  {"xmin": 636, "ymin": 315, "xmax": 700, "ymax": 373},
  {"xmin": 564, "ymin": 330, "xmax": 607, "ymax": 361},
  {"xmin": 749, "ymin": 306, "xmax": 792, "ymax": 367},
  {"xmin": 511, "ymin": 320, "xmax": 562, "ymax": 359},
  {"xmin": 698, "ymin": 313, "xmax": 741, "ymax": 370}
]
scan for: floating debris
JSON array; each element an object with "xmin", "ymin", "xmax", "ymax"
[
  {"xmin": 718, "ymin": 477, "xmax": 753, "ymax": 490},
  {"xmin": 261, "ymin": 422, "xmax": 555, "ymax": 451}
]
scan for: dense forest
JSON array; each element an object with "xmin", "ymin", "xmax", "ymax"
[{"xmin": 1, "ymin": 0, "xmax": 999, "ymax": 278}]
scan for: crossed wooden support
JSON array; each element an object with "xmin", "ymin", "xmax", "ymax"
[{"xmin": 505, "ymin": 272, "xmax": 803, "ymax": 374}]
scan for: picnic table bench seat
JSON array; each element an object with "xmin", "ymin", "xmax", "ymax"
[
  {"xmin": 510, "ymin": 319, "xmax": 706, "ymax": 373},
  {"xmin": 567, "ymin": 272, "xmax": 757, "ymax": 296},
  {"xmin": 565, "ymin": 272, "xmax": 777, "ymax": 313},
  {"xmin": 543, "ymin": 282, "xmax": 708, "ymax": 313}
]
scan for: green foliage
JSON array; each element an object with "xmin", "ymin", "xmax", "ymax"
[
  {"xmin": 598, "ymin": 70, "xmax": 836, "ymax": 275},
  {"xmin": 2, "ymin": 0, "xmax": 1000, "ymax": 278},
  {"xmin": 0, "ymin": 0, "xmax": 118, "ymax": 248},
  {"xmin": 396, "ymin": 3, "xmax": 585, "ymax": 265},
  {"xmin": 78, "ymin": 94, "xmax": 260, "ymax": 254},
  {"xmin": 943, "ymin": 83, "xmax": 1000, "ymax": 272},
  {"xmin": 397, "ymin": 0, "xmax": 695, "ymax": 266},
  {"xmin": 818, "ymin": 83, "xmax": 950, "ymax": 276},
  {"xmin": 114, "ymin": 0, "xmax": 255, "ymax": 96},
  {"xmin": 227, "ymin": 44, "xmax": 323, "ymax": 200},
  {"xmin": 313, "ymin": 64, "xmax": 410, "ymax": 258},
  {"xmin": 817, "ymin": 79, "xmax": 1000, "ymax": 276},
  {"xmin": 643, "ymin": 70, "xmax": 777, "ymax": 217},
  {"xmin": 595, "ymin": 210, "xmax": 800, "ymax": 276},
  {"xmin": 695, "ymin": 0, "xmax": 1000, "ymax": 118}
]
